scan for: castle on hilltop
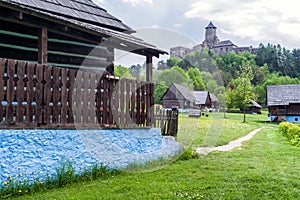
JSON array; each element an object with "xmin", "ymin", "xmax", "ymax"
[{"xmin": 170, "ymin": 22, "xmax": 257, "ymax": 58}]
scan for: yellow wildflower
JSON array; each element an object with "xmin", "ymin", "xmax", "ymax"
[
  {"xmin": 18, "ymin": 190, "xmax": 22, "ymax": 193},
  {"xmin": 3, "ymin": 182, "xmax": 8, "ymax": 186}
]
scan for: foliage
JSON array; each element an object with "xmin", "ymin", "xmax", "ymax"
[
  {"xmin": 154, "ymin": 83, "xmax": 168, "ymax": 104},
  {"xmin": 225, "ymin": 62, "xmax": 255, "ymax": 112},
  {"xmin": 187, "ymin": 68, "xmax": 206, "ymax": 90},
  {"xmin": 0, "ymin": 160, "xmax": 115, "ymax": 199},
  {"xmin": 279, "ymin": 122, "xmax": 300, "ymax": 146},
  {"xmin": 177, "ymin": 147, "xmax": 199, "ymax": 161}
]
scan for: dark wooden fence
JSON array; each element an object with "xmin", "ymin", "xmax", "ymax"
[
  {"xmin": 0, "ymin": 58, "xmax": 155, "ymax": 129},
  {"xmin": 155, "ymin": 108, "xmax": 179, "ymax": 137}
]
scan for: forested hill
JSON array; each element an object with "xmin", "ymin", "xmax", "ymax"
[{"xmin": 115, "ymin": 43, "xmax": 300, "ymax": 108}]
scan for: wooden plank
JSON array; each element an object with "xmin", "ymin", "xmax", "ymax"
[
  {"xmin": 82, "ymin": 72, "xmax": 90, "ymax": 124},
  {"xmin": 90, "ymin": 72, "xmax": 97, "ymax": 124},
  {"xmin": 16, "ymin": 61, "xmax": 25, "ymax": 123},
  {"xmin": 96, "ymin": 74, "xmax": 103, "ymax": 125},
  {"xmin": 75, "ymin": 70, "xmax": 84, "ymax": 124},
  {"xmin": 136, "ymin": 82, "xmax": 141, "ymax": 126},
  {"xmin": 150, "ymin": 83, "xmax": 155, "ymax": 126},
  {"xmin": 52, "ymin": 67, "xmax": 61, "ymax": 123},
  {"xmin": 113, "ymin": 78, "xmax": 120, "ymax": 126},
  {"xmin": 35, "ymin": 63, "xmax": 44, "ymax": 124},
  {"xmin": 119, "ymin": 78, "xmax": 125, "ymax": 126},
  {"xmin": 108, "ymin": 77, "xmax": 114, "ymax": 125},
  {"xmin": 67, "ymin": 69, "xmax": 77, "ymax": 124},
  {"xmin": 102, "ymin": 76, "xmax": 109, "ymax": 125},
  {"xmin": 43, "ymin": 66, "xmax": 53, "ymax": 124},
  {"xmin": 60, "ymin": 68, "xmax": 68, "ymax": 125},
  {"xmin": 0, "ymin": 58, "xmax": 6, "ymax": 122},
  {"xmin": 126, "ymin": 79, "xmax": 131, "ymax": 127},
  {"xmin": 38, "ymin": 27, "xmax": 48, "ymax": 64},
  {"xmin": 130, "ymin": 80, "xmax": 136, "ymax": 126},
  {"xmin": 141, "ymin": 83, "xmax": 146, "ymax": 126},
  {"xmin": 6, "ymin": 59, "xmax": 15, "ymax": 123}
]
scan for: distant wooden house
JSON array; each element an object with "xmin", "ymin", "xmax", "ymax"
[
  {"xmin": 267, "ymin": 84, "xmax": 300, "ymax": 122},
  {"xmin": 241, "ymin": 100, "xmax": 262, "ymax": 114},
  {"xmin": 209, "ymin": 93, "xmax": 219, "ymax": 110},
  {"xmin": 192, "ymin": 91, "xmax": 211, "ymax": 109},
  {"xmin": 161, "ymin": 83, "xmax": 195, "ymax": 109}
]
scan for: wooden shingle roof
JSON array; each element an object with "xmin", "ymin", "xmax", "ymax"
[
  {"xmin": 0, "ymin": 0, "xmax": 167, "ymax": 57},
  {"xmin": 172, "ymin": 83, "xmax": 195, "ymax": 102},
  {"xmin": 193, "ymin": 91, "xmax": 209, "ymax": 105},
  {"xmin": 1, "ymin": 0, "xmax": 134, "ymax": 33},
  {"xmin": 267, "ymin": 84, "xmax": 300, "ymax": 106}
]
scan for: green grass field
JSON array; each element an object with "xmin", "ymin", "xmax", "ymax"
[{"xmin": 10, "ymin": 112, "xmax": 300, "ymax": 200}]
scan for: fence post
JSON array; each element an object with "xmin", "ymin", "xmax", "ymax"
[{"xmin": 169, "ymin": 107, "xmax": 179, "ymax": 137}]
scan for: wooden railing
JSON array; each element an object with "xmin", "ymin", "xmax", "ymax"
[{"xmin": 0, "ymin": 58, "xmax": 155, "ymax": 129}]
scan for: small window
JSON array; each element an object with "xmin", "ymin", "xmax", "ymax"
[{"xmin": 295, "ymin": 118, "xmax": 298, "ymax": 122}]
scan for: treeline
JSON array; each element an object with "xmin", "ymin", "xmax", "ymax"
[{"xmin": 115, "ymin": 43, "xmax": 300, "ymax": 109}]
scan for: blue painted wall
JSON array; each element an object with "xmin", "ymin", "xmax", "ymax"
[
  {"xmin": 0, "ymin": 128, "xmax": 182, "ymax": 184},
  {"xmin": 286, "ymin": 116, "xmax": 300, "ymax": 123}
]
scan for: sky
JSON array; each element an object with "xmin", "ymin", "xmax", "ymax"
[{"xmin": 93, "ymin": 0, "xmax": 300, "ymax": 65}]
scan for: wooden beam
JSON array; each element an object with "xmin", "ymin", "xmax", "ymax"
[
  {"xmin": 38, "ymin": 27, "xmax": 48, "ymax": 64},
  {"xmin": 146, "ymin": 55, "xmax": 153, "ymax": 83}
]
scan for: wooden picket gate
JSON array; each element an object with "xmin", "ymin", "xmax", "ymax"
[{"xmin": 0, "ymin": 58, "xmax": 155, "ymax": 129}]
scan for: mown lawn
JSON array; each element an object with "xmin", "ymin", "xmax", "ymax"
[
  {"xmin": 178, "ymin": 111, "xmax": 268, "ymax": 148},
  {"xmin": 12, "ymin": 112, "xmax": 300, "ymax": 200}
]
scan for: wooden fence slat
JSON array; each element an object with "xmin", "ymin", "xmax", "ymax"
[
  {"xmin": 141, "ymin": 83, "xmax": 146, "ymax": 126},
  {"xmin": 103, "ymin": 76, "xmax": 109, "ymax": 125},
  {"xmin": 16, "ymin": 61, "xmax": 25, "ymax": 123},
  {"xmin": 6, "ymin": 59, "xmax": 15, "ymax": 123},
  {"xmin": 75, "ymin": 71, "xmax": 84, "ymax": 124},
  {"xmin": 90, "ymin": 72, "xmax": 97, "ymax": 124},
  {"xmin": 126, "ymin": 79, "xmax": 131, "ymax": 127},
  {"xmin": 67, "ymin": 69, "xmax": 76, "ymax": 124},
  {"xmin": 130, "ymin": 80, "xmax": 136, "ymax": 126},
  {"xmin": 83, "ymin": 72, "xmax": 90, "ymax": 123},
  {"xmin": 61, "ymin": 68, "xmax": 68, "ymax": 125},
  {"xmin": 119, "ymin": 78, "xmax": 125, "ymax": 126},
  {"xmin": 52, "ymin": 67, "xmax": 61, "ymax": 123},
  {"xmin": 0, "ymin": 58, "xmax": 6, "ymax": 123},
  {"xmin": 44, "ymin": 66, "xmax": 53, "ymax": 124},
  {"xmin": 108, "ymin": 77, "xmax": 114, "ymax": 125},
  {"xmin": 113, "ymin": 78, "xmax": 120, "ymax": 126},
  {"xmin": 35, "ymin": 64, "xmax": 44, "ymax": 124}
]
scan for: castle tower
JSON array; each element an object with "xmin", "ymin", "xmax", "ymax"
[{"xmin": 203, "ymin": 21, "xmax": 219, "ymax": 48}]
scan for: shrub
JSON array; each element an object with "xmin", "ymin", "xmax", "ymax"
[
  {"xmin": 178, "ymin": 147, "xmax": 199, "ymax": 161},
  {"xmin": 279, "ymin": 122, "xmax": 300, "ymax": 146}
]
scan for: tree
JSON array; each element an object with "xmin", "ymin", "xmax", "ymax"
[
  {"xmin": 187, "ymin": 68, "xmax": 206, "ymax": 90},
  {"xmin": 154, "ymin": 83, "xmax": 168, "ymax": 104},
  {"xmin": 236, "ymin": 62, "xmax": 255, "ymax": 122}
]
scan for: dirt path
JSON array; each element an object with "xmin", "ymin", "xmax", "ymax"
[{"xmin": 195, "ymin": 127, "xmax": 263, "ymax": 155}]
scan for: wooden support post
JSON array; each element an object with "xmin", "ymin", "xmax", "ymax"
[
  {"xmin": 146, "ymin": 55, "xmax": 153, "ymax": 83},
  {"xmin": 38, "ymin": 27, "xmax": 48, "ymax": 64}
]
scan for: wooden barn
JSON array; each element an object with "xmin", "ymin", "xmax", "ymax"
[
  {"xmin": 0, "ymin": 0, "xmax": 167, "ymax": 128},
  {"xmin": 267, "ymin": 84, "xmax": 300, "ymax": 122},
  {"xmin": 209, "ymin": 93, "xmax": 218, "ymax": 110},
  {"xmin": 192, "ymin": 91, "xmax": 211, "ymax": 109},
  {"xmin": 161, "ymin": 83, "xmax": 195, "ymax": 109}
]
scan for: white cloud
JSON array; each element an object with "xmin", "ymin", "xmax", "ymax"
[
  {"xmin": 184, "ymin": 0, "xmax": 300, "ymax": 48},
  {"xmin": 122, "ymin": 0, "xmax": 153, "ymax": 6}
]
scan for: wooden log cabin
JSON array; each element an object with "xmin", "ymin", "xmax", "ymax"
[
  {"xmin": 267, "ymin": 84, "xmax": 300, "ymax": 123},
  {"xmin": 0, "ymin": 0, "xmax": 167, "ymax": 128}
]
